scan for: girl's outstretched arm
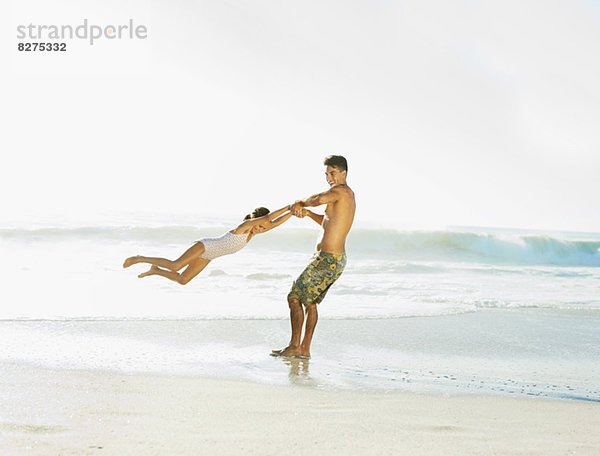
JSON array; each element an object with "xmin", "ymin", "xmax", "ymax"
[
  {"xmin": 260, "ymin": 211, "xmax": 293, "ymax": 233},
  {"xmin": 265, "ymin": 205, "xmax": 292, "ymax": 223},
  {"xmin": 234, "ymin": 205, "xmax": 291, "ymax": 233}
]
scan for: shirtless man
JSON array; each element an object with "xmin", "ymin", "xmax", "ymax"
[{"xmin": 272, "ymin": 155, "xmax": 356, "ymax": 359}]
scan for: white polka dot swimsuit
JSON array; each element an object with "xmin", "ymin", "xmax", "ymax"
[{"xmin": 197, "ymin": 231, "xmax": 250, "ymax": 260}]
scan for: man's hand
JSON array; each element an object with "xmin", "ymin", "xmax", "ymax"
[
  {"xmin": 290, "ymin": 201, "xmax": 304, "ymax": 217},
  {"xmin": 293, "ymin": 208, "xmax": 307, "ymax": 218}
]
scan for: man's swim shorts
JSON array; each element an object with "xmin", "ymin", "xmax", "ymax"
[{"xmin": 288, "ymin": 251, "xmax": 347, "ymax": 306}]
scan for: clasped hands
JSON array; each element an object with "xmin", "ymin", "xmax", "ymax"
[{"xmin": 289, "ymin": 201, "xmax": 307, "ymax": 218}]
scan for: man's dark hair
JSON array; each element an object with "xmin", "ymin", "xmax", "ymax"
[
  {"xmin": 252, "ymin": 207, "xmax": 270, "ymax": 218},
  {"xmin": 323, "ymin": 155, "xmax": 348, "ymax": 173},
  {"xmin": 244, "ymin": 214, "xmax": 252, "ymax": 220}
]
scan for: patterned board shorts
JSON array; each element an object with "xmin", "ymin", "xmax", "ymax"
[{"xmin": 288, "ymin": 251, "xmax": 347, "ymax": 306}]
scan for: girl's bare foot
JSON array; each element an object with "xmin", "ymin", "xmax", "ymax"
[
  {"xmin": 123, "ymin": 256, "xmax": 141, "ymax": 268},
  {"xmin": 138, "ymin": 265, "xmax": 159, "ymax": 278}
]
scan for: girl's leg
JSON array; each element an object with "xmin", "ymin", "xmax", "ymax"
[
  {"xmin": 138, "ymin": 258, "xmax": 211, "ymax": 285},
  {"xmin": 124, "ymin": 242, "xmax": 205, "ymax": 272}
]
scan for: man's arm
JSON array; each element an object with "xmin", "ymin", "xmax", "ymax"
[
  {"xmin": 297, "ymin": 186, "xmax": 341, "ymax": 208},
  {"xmin": 291, "ymin": 186, "xmax": 341, "ymax": 215},
  {"xmin": 299, "ymin": 209, "xmax": 324, "ymax": 226}
]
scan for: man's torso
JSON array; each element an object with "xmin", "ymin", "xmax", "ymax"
[{"xmin": 316, "ymin": 184, "xmax": 356, "ymax": 254}]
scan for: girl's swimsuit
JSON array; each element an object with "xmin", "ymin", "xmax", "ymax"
[{"xmin": 197, "ymin": 231, "xmax": 250, "ymax": 260}]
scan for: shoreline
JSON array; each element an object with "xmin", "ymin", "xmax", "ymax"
[
  {"xmin": 2, "ymin": 310, "xmax": 598, "ymax": 402},
  {"xmin": 1, "ymin": 363, "xmax": 599, "ymax": 455}
]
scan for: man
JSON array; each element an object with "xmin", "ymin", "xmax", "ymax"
[{"xmin": 272, "ymin": 155, "xmax": 356, "ymax": 358}]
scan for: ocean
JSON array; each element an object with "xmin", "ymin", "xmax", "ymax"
[{"xmin": 1, "ymin": 215, "xmax": 599, "ymax": 401}]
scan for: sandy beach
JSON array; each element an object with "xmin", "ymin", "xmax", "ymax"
[{"xmin": 1, "ymin": 362, "xmax": 598, "ymax": 456}]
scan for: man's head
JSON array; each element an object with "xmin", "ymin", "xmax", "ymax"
[{"xmin": 323, "ymin": 155, "xmax": 348, "ymax": 186}]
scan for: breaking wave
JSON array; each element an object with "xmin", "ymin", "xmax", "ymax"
[
  {"xmin": 2, "ymin": 226, "xmax": 600, "ymax": 267},
  {"xmin": 344, "ymin": 229, "xmax": 600, "ymax": 266}
]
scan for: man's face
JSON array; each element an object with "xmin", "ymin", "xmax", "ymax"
[{"xmin": 325, "ymin": 165, "xmax": 345, "ymax": 186}]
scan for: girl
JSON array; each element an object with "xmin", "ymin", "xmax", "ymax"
[{"xmin": 123, "ymin": 205, "xmax": 292, "ymax": 285}]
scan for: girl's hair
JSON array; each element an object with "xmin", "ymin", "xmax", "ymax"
[
  {"xmin": 252, "ymin": 207, "xmax": 270, "ymax": 218},
  {"xmin": 244, "ymin": 207, "xmax": 270, "ymax": 220}
]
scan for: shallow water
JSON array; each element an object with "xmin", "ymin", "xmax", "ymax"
[{"xmin": 2, "ymin": 219, "xmax": 599, "ymax": 401}]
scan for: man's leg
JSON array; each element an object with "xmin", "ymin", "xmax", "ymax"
[
  {"xmin": 272, "ymin": 297, "xmax": 305, "ymax": 357},
  {"xmin": 300, "ymin": 302, "xmax": 318, "ymax": 358},
  {"xmin": 124, "ymin": 242, "xmax": 205, "ymax": 271}
]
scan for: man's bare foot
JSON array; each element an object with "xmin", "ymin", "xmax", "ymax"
[
  {"xmin": 271, "ymin": 346, "xmax": 302, "ymax": 357},
  {"xmin": 123, "ymin": 256, "xmax": 141, "ymax": 268},
  {"xmin": 299, "ymin": 348, "xmax": 311, "ymax": 359},
  {"xmin": 138, "ymin": 265, "xmax": 159, "ymax": 278}
]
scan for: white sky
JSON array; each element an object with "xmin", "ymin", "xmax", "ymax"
[{"xmin": 2, "ymin": 0, "xmax": 599, "ymax": 231}]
